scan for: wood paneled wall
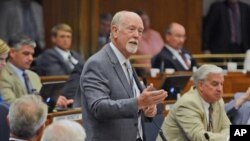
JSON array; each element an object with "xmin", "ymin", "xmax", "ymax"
[
  {"xmin": 99, "ymin": 0, "xmax": 202, "ymax": 54},
  {"xmin": 43, "ymin": 0, "xmax": 202, "ymax": 59},
  {"xmin": 43, "ymin": 0, "xmax": 99, "ymax": 58}
]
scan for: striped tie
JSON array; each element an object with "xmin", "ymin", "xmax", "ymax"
[{"xmin": 207, "ymin": 104, "xmax": 213, "ymax": 132}]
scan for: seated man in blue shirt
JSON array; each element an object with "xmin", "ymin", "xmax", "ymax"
[{"xmin": 225, "ymin": 87, "xmax": 250, "ymax": 125}]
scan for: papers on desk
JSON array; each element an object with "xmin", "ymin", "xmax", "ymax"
[
  {"xmin": 165, "ymin": 104, "xmax": 174, "ymax": 111},
  {"xmin": 53, "ymin": 113, "xmax": 82, "ymax": 122}
]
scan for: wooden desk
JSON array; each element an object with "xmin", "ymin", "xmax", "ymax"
[
  {"xmin": 147, "ymin": 71, "xmax": 250, "ymax": 94},
  {"xmin": 41, "ymin": 75, "xmax": 69, "ymax": 83},
  {"xmin": 46, "ymin": 108, "xmax": 82, "ymax": 126}
]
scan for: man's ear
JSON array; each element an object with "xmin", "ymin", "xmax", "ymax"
[
  {"xmin": 51, "ymin": 36, "xmax": 56, "ymax": 43},
  {"xmin": 197, "ymin": 81, "xmax": 203, "ymax": 93},
  {"xmin": 36, "ymin": 123, "xmax": 46, "ymax": 140},
  {"xmin": 111, "ymin": 25, "xmax": 118, "ymax": 38},
  {"xmin": 9, "ymin": 48, "xmax": 16, "ymax": 58},
  {"xmin": 6, "ymin": 115, "xmax": 10, "ymax": 126}
]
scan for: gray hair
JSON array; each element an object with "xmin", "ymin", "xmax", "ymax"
[
  {"xmin": 192, "ymin": 64, "xmax": 223, "ymax": 87},
  {"xmin": 110, "ymin": 10, "xmax": 130, "ymax": 39},
  {"xmin": 41, "ymin": 120, "xmax": 86, "ymax": 141},
  {"xmin": 9, "ymin": 34, "xmax": 36, "ymax": 50},
  {"xmin": 111, "ymin": 11, "xmax": 127, "ymax": 27},
  {"xmin": 8, "ymin": 95, "xmax": 48, "ymax": 140}
]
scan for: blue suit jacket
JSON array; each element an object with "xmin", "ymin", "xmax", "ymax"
[
  {"xmin": 225, "ymin": 93, "xmax": 250, "ymax": 124},
  {"xmin": 0, "ymin": 103, "xmax": 9, "ymax": 141}
]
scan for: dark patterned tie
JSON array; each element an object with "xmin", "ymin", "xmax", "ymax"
[
  {"xmin": 229, "ymin": 3, "xmax": 241, "ymax": 44},
  {"xmin": 23, "ymin": 72, "xmax": 33, "ymax": 94},
  {"xmin": 179, "ymin": 51, "xmax": 190, "ymax": 69},
  {"xmin": 207, "ymin": 104, "xmax": 213, "ymax": 132}
]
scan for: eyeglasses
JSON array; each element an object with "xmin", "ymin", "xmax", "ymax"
[{"xmin": 168, "ymin": 33, "xmax": 186, "ymax": 40}]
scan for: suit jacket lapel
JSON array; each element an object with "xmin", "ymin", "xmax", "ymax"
[
  {"xmin": 164, "ymin": 48, "xmax": 185, "ymax": 70},
  {"xmin": 132, "ymin": 67, "xmax": 144, "ymax": 93},
  {"xmin": 104, "ymin": 45, "xmax": 133, "ymax": 98},
  {"xmin": 51, "ymin": 48, "xmax": 72, "ymax": 74},
  {"xmin": 5, "ymin": 63, "xmax": 26, "ymax": 94},
  {"xmin": 193, "ymin": 90, "xmax": 209, "ymax": 129}
]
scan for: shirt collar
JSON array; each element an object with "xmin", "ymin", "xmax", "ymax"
[
  {"xmin": 165, "ymin": 44, "xmax": 181, "ymax": 54},
  {"xmin": 201, "ymin": 97, "xmax": 211, "ymax": 110},
  {"xmin": 109, "ymin": 42, "xmax": 128, "ymax": 66},
  {"xmin": 55, "ymin": 46, "xmax": 71, "ymax": 60},
  {"xmin": 9, "ymin": 137, "xmax": 28, "ymax": 141},
  {"xmin": 9, "ymin": 62, "xmax": 25, "ymax": 75}
]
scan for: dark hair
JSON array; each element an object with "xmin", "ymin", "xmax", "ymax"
[
  {"xmin": 8, "ymin": 34, "xmax": 36, "ymax": 49},
  {"xmin": 134, "ymin": 9, "xmax": 147, "ymax": 16},
  {"xmin": 100, "ymin": 12, "xmax": 112, "ymax": 22}
]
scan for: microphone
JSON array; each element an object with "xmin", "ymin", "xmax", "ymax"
[
  {"xmin": 152, "ymin": 120, "xmax": 167, "ymax": 141},
  {"xmin": 160, "ymin": 59, "xmax": 165, "ymax": 73},
  {"xmin": 204, "ymin": 132, "xmax": 210, "ymax": 141}
]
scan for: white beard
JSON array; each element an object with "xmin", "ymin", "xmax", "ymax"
[{"xmin": 126, "ymin": 43, "xmax": 138, "ymax": 54}]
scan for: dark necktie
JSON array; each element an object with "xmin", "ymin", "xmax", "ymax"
[
  {"xmin": 68, "ymin": 55, "xmax": 77, "ymax": 70},
  {"xmin": 229, "ymin": 3, "xmax": 241, "ymax": 44},
  {"xmin": 179, "ymin": 51, "xmax": 190, "ymax": 69},
  {"xmin": 207, "ymin": 104, "xmax": 213, "ymax": 132},
  {"xmin": 23, "ymin": 72, "xmax": 33, "ymax": 94},
  {"xmin": 68, "ymin": 55, "xmax": 76, "ymax": 66}
]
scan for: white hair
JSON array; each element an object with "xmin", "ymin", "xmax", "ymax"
[
  {"xmin": 41, "ymin": 120, "xmax": 86, "ymax": 141},
  {"xmin": 8, "ymin": 95, "xmax": 48, "ymax": 139},
  {"xmin": 192, "ymin": 64, "xmax": 223, "ymax": 87}
]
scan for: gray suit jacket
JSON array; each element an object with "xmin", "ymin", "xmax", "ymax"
[
  {"xmin": 225, "ymin": 92, "xmax": 250, "ymax": 125},
  {"xmin": 80, "ymin": 44, "xmax": 148, "ymax": 141},
  {"xmin": 36, "ymin": 48, "xmax": 84, "ymax": 76}
]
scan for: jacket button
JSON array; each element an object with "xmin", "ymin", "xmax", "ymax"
[{"xmin": 134, "ymin": 123, "xmax": 138, "ymax": 126}]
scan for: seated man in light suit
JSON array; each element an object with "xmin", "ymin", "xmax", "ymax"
[
  {"xmin": 158, "ymin": 64, "xmax": 230, "ymax": 141},
  {"xmin": 0, "ymin": 34, "xmax": 42, "ymax": 104},
  {"xmin": 225, "ymin": 87, "xmax": 250, "ymax": 125},
  {"xmin": 0, "ymin": 34, "xmax": 73, "ymax": 106},
  {"xmin": 36, "ymin": 23, "xmax": 84, "ymax": 76},
  {"xmin": 152, "ymin": 22, "xmax": 197, "ymax": 71}
]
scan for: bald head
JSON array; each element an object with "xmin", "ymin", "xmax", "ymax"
[
  {"xmin": 165, "ymin": 22, "xmax": 186, "ymax": 50},
  {"xmin": 110, "ymin": 11, "xmax": 144, "ymax": 58},
  {"xmin": 111, "ymin": 11, "xmax": 143, "ymax": 29},
  {"xmin": 165, "ymin": 22, "xmax": 185, "ymax": 35}
]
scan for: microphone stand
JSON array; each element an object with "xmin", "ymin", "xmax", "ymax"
[{"xmin": 152, "ymin": 120, "xmax": 167, "ymax": 141}]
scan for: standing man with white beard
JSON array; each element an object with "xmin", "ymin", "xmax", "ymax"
[{"xmin": 80, "ymin": 10, "xmax": 167, "ymax": 141}]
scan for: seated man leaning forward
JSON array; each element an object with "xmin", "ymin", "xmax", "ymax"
[
  {"xmin": 158, "ymin": 64, "xmax": 230, "ymax": 141},
  {"xmin": 0, "ymin": 34, "xmax": 73, "ymax": 107}
]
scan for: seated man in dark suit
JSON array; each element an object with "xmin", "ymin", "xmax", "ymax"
[
  {"xmin": 152, "ymin": 22, "xmax": 197, "ymax": 71},
  {"xmin": 8, "ymin": 95, "xmax": 47, "ymax": 141},
  {"xmin": 0, "ymin": 103, "xmax": 10, "ymax": 141},
  {"xmin": 225, "ymin": 87, "xmax": 250, "ymax": 125},
  {"xmin": 62, "ymin": 62, "xmax": 83, "ymax": 107},
  {"xmin": 36, "ymin": 23, "xmax": 84, "ymax": 76}
]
